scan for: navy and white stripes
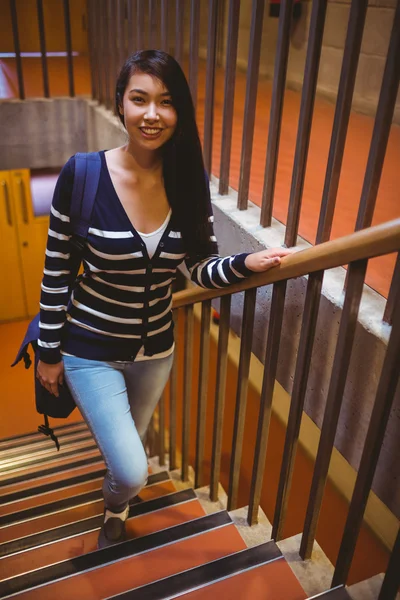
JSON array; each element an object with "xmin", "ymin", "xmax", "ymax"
[{"xmin": 38, "ymin": 152, "xmax": 252, "ymax": 364}]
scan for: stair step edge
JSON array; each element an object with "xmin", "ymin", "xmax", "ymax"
[
  {"xmin": 0, "ymin": 442, "xmax": 99, "ymax": 476},
  {"xmin": 0, "ymin": 510, "xmax": 233, "ymax": 598},
  {"xmin": 107, "ymin": 540, "xmax": 282, "ymax": 600},
  {"xmin": 0, "ymin": 422, "xmax": 86, "ymax": 448},
  {"xmin": 0, "ymin": 471, "xmax": 171, "ymax": 527},
  {"xmin": 0, "ymin": 431, "xmax": 93, "ymax": 461},
  {"xmin": 307, "ymin": 585, "xmax": 352, "ymax": 599},
  {"xmin": 0, "ymin": 454, "xmax": 103, "ymax": 488}
]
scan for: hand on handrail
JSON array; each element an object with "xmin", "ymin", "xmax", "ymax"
[{"xmin": 244, "ymin": 247, "xmax": 294, "ymax": 272}]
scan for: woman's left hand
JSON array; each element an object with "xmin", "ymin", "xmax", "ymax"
[{"xmin": 244, "ymin": 247, "xmax": 293, "ymax": 272}]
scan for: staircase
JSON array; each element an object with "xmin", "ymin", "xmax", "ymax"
[{"xmin": 0, "ymin": 422, "xmax": 355, "ymax": 600}]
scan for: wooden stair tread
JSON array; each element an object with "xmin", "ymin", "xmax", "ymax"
[
  {"xmin": 177, "ymin": 557, "xmax": 307, "ymax": 600},
  {"xmin": 0, "ymin": 439, "xmax": 98, "ymax": 474},
  {"xmin": 0, "ymin": 512, "xmax": 240, "ymax": 599},
  {"xmin": 0, "ymin": 466, "xmax": 155, "ymax": 516},
  {"xmin": 0, "ymin": 475, "xmax": 176, "ymax": 544},
  {"xmin": 0, "ymin": 474, "xmax": 104, "ymax": 516},
  {"xmin": 0, "ymin": 430, "xmax": 93, "ymax": 462},
  {"xmin": 0, "ymin": 472, "xmax": 169, "ymax": 526},
  {"xmin": 106, "ymin": 540, "xmax": 305, "ymax": 600},
  {"xmin": 0, "ymin": 421, "xmax": 86, "ymax": 450},
  {"xmin": 0, "ymin": 447, "xmax": 101, "ymax": 483},
  {"xmin": 0, "ymin": 423, "xmax": 88, "ymax": 454},
  {"xmin": 1, "ymin": 490, "xmax": 203, "ymax": 583},
  {"xmin": 0, "ymin": 489, "xmax": 197, "ymax": 559},
  {"xmin": 0, "ymin": 453, "xmax": 103, "ymax": 491}
]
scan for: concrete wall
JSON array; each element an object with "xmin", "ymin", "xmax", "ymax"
[
  {"xmin": 1, "ymin": 97, "xmax": 398, "ymax": 519},
  {"xmin": 197, "ymin": 0, "xmax": 400, "ymax": 124},
  {"xmin": 0, "ymin": 98, "xmax": 88, "ymax": 170}
]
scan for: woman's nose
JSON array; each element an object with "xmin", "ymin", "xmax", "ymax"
[{"xmin": 144, "ymin": 104, "xmax": 159, "ymax": 120}]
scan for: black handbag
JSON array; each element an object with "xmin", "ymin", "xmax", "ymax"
[{"xmin": 11, "ymin": 152, "xmax": 101, "ymax": 450}]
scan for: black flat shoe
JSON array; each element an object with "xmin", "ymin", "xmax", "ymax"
[{"xmin": 97, "ymin": 505, "xmax": 129, "ymax": 549}]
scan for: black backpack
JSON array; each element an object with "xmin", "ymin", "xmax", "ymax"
[{"xmin": 12, "ymin": 152, "xmax": 101, "ymax": 450}]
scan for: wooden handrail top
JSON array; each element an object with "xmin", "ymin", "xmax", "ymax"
[{"xmin": 172, "ymin": 218, "xmax": 400, "ymax": 309}]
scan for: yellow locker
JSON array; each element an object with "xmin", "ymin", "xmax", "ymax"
[
  {"xmin": 10, "ymin": 170, "xmax": 49, "ymax": 318},
  {"xmin": 0, "ymin": 170, "xmax": 50, "ymax": 322},
  {"xmin": 0, "ymin": 171, "xmax": 27, "ymax": 321}
]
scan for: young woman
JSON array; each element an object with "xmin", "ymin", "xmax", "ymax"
[{"xmin": 36, "ymin": 50, "xmax": 290, "ymax": 548}]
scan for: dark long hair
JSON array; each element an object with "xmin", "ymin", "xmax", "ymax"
[{"xmin": 115, "ymin": 49, "xmax": 215, "ymax": 258}]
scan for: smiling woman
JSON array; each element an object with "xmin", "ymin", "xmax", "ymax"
[
  {"xmin": 120, "ymin": 75, "xmax": 177, "ymax": 146},
  {"xmin": 35, "ymin": 49, "xmax": 291, "ymax": 551}
]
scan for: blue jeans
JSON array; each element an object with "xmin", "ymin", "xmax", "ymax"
[{"xmin": 63, "ymin": 354, "xmax": 173, "ymax": 512}]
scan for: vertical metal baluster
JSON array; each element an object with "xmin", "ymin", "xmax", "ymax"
[
  {"xmin": 237, "ymin": 0, "xmax": 265, "ymax": 210},
  {"xmin": 219, "ymin": 0, "xmax": 240, "ymax": 195},
  {"xmin": 228, "ymin": 288, "xmax": 257, "ymax": 510},
  {"xmin": 272, "ymin": 271, "xmax": 324, "ymax": 540},
  {"xmin": 100, "ymin": 0, "xmax": 109, "ymax": 107},
  {"xmin": 169, "ymin": 310, "xmax": 179, "ymax": 470},
  {"xmin": 248, "ymin": 281, "xmax": 287, "ymax": 525},
  {"xmin": 342, "ymin": 2, "xmax": 400, "ymax": 294},
  {"xmin": 117, "ymin": 0, "xmax": 126, "ymax": 69},
  {"xmin": 203, "ymin": 0, "xmax": 219, "ymax": 175},
  {"xmin": 260, "ymin": 0, "xmax": 294, "ymax": 227},
  {"xmin": 384, "ymin": 253, "xmax": 400, "ymax": 325},
  {"xmin": 161, "ymin": 0, "xmax": 169, "ymax": 53},
  {"xmin": 127, "ymin": 0, "xmax": 136, "ymax": 54},
  {"xmin": 149, "ymin": 0, "xmax": 158, "ymax": 48},
  {"xmin": 378, "ymin": 528, "xmax": 400, "ymax": 600},
  {"xmin": 36, "ymin": 0, "xmax": 50, "ymax": 97},
  {"xmin": 105, "ymin": 0, "xmax": 113, "ymax": 111},
  {"xmin": 354, "ymin": 0, "xmax": 400, "ymax": 234},
  {"xmin": 95, "ymin": 0, "xmax": 104, "ymax": 104},
  {"xmin": 137, "ymin": 0, "xmax": 145, "ymax": 50},
  {"xmin": 9, "ymin": 0, "xmax": 25, "ymax": 99},
  {"xmin": 175, "ymin": 0, "xmax": 184, "ymax": 66},
  {"xmin": 300, "ymin": 259, "xmax": 368, "ymax": 559},
  {"xmin": 158, "ymin": 392, "xmax": 166, "ymax": 467},
  {"xmin": 284, "ymin": 0, "xmax": 328, "ymax": 247},
  {"xmin": 284, "ymin": 9, "xmax": 370, "ymax": 524},
  {"xmin": 210, "ymin": 294, "xmax": 231, "ymax": 501},
  {"xmin": 63, "ymin": 0, "xmax": 75, "ymax": 97},
  {"xmin": 189, "ymin": 0, "xmax": 200, "ymax": 112},
  {"xmin": 86, "ymin": 0, "xmax": 98, "ymax": 99},
  {"xmin": 182, "ymin": 304, "xmax": 194, "ymax": 481},
  {"xmin": 332, "ymin": 297, "xmax": 400, "ymax": 586},
  {"xmin": 316, "ymin": 0, "xmax": 368, "ymax": 244},
  {"xmin": 195, "ymin": 300, "xmax": 212, "ymax": 488}
]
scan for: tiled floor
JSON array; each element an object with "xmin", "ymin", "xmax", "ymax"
[{"xmin": 1, "ymin": 55, "xmax": 399, "ymax": 298}]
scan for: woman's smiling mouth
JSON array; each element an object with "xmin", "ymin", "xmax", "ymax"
[{"xmin": 139, "ymin": 127, "xmax": 164, "ymax": 138}]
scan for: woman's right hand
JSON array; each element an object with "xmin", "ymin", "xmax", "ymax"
[{"xmin": 36, "ymin": 360, "xmax": 64, "ymax": 397}]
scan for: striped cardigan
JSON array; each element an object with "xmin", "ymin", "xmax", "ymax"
[{"xmin": 38, "ymin": 152, "xmax": 252, "ymax": 364}]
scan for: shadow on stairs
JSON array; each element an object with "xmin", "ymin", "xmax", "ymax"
[{"xmin": 0, "ymin": 423, "xmax": 353, "ymax": 599}]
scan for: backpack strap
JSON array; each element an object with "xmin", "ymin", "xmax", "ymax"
[{"xmin": 70, "ymin": 152, "xmax": 101, "ymax": 250}]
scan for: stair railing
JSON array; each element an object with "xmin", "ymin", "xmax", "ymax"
[{"xmin": 160, "ymin": 217, "xmax": 400, "ymax": 593}]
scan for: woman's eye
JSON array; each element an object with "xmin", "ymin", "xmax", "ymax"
[
  {"xmin": 132, "ymin": 96, "xmax": 144, "ymax": 103},
  {"xmin": 162, "ymin": 99, "xmax": 173, "ymax": 106}
]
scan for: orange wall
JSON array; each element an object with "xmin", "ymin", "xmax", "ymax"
[{"xmin": 0, "ymin": 0, "xmax": 88, "ymax": 53}]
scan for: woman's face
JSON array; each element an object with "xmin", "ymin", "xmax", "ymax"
[{"xmin": 119, "ymin": 72, "xmax": 178, "ymax": 152}]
